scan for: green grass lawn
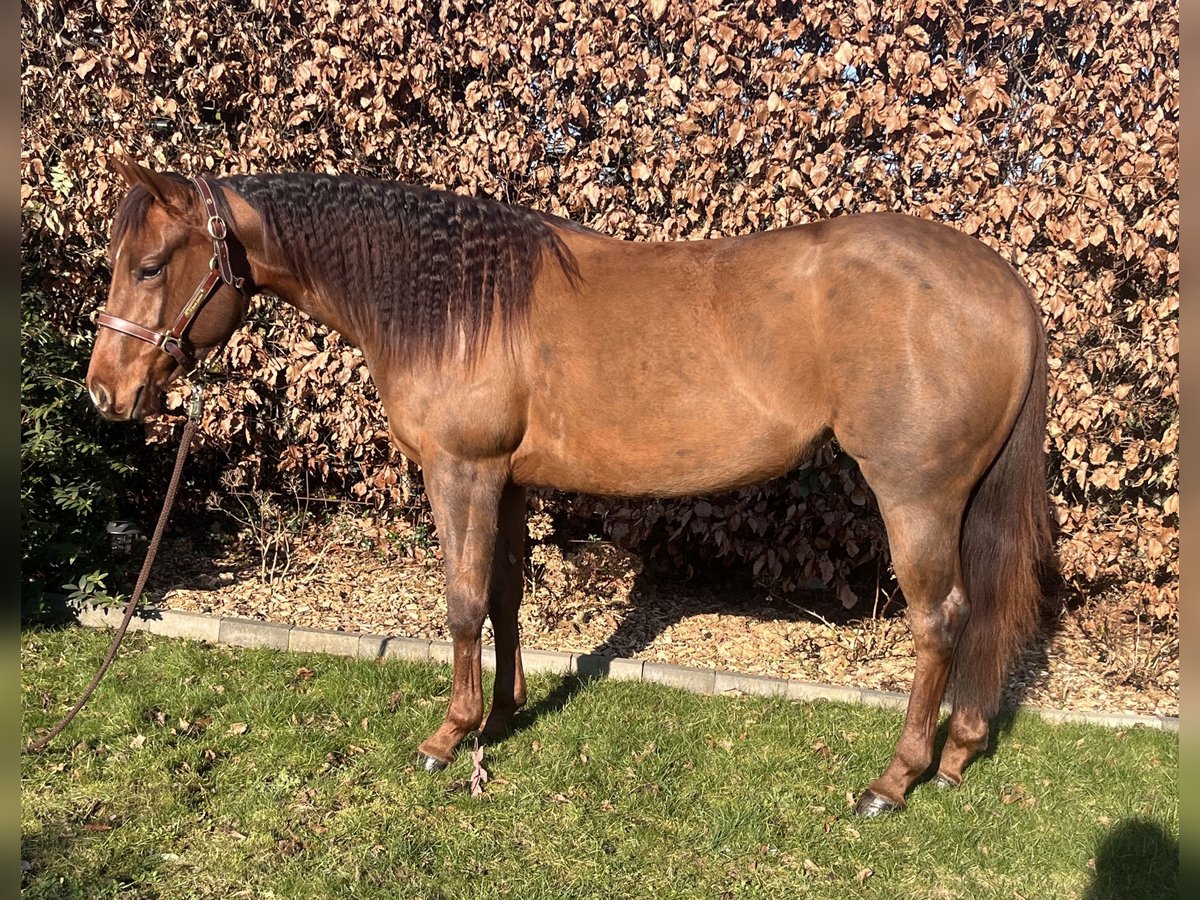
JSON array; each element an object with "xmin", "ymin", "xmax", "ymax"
[{"xmin": 21, "ymin": 627, "xmax": 1177, "ymax": 899}]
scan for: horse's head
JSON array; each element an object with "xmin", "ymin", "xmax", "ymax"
[{"xmin": 86, "ymin": 157, "xmax": 250, "ymax": 421}]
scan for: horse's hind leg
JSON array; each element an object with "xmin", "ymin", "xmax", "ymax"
[
  {"xmin": 414, "ymin": 452, "xmax": 508, "ymax": 770},
  {"xmin": 481, "ymin": 483, "xmax": 528, "ymax": 741},
  {"xmin": 854, "ymin": 488, "xmax": 971, "ymax": 816},
  {"xmin": 935, "ymin": 707, "xmax": 990, "ymax": 788}
]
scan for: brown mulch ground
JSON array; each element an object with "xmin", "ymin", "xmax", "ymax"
[{"xmin": 145, "ymin": 508, "xmax": 1177, "ymax": 718}]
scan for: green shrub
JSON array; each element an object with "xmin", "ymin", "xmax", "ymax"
[{"xmin": 20, "ymin": 289, "xmax": 147, "ymax": 618}]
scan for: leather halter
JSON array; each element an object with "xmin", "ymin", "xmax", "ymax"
[{"xmin": 97, "ymin": 177, "xmax": 247, "ymax": 372}]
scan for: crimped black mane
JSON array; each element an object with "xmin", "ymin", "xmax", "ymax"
[{"xmin": 222, "ymin": 173, "xmax": 582, "ymax": 361}]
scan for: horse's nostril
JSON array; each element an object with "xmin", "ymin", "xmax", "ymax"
[{"xmin": 88, "ymin": 382, "xmax": 111, "ymax": 413}]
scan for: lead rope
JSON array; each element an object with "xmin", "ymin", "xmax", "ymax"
[{"xmin": 25, "ymin": 385, "xmax": 205, "ymax": 754}]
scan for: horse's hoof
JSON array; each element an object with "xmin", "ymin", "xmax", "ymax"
[
  {"xmin": 416, "ymin": 751, "xmax": 449, "ymax": 773},
  {"xmin": 854, "ymin": 789, "xmax": 901, "ymax": 817},
  {"xmin": 932, "ymin": 772, "xmax": 960, "ymax": 790}
]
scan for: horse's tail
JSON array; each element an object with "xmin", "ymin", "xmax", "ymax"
[{"xmin": 952, "ymin": 301, "xmax": 1053, "ymax": 719}]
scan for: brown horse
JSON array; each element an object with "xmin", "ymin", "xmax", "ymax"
[{"xmin": 86, "ymin": 158, "xmax": 1051, "ymax": 816}]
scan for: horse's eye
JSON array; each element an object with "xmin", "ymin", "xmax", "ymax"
[{"xmin": 139, "ymin": 265, "xmax": 163, "ymax": 281}]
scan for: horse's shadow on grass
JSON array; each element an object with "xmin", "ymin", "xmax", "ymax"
[
  {"xmin": 505, "ymin": 557, "xmax": 844, "ymax": 741},
  {"xmin": 1084, "ymin": 817, "xmax": 1179, "ymax": 900},
  {"xmin": 502, "ymin": 549, "xmax": 1065, "ymax": 788}
]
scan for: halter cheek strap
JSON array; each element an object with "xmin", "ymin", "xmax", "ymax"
[{"xmin": 97, "ymin": 176, "xmax": 248, "ymax": 372}]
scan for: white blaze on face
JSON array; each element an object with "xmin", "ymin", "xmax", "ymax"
[{"xmin": 112, "ymin": 243, "xmax": 130, "ymax": 296}]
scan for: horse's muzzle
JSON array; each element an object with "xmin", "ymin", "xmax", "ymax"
[{"xmin": 87, "ymin": 379, "xmax": 157, "ymax": 422}]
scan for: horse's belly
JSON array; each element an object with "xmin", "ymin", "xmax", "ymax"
[{"xmin": 511, "ymin": 400, "xmax": 828, "ymax": 497}]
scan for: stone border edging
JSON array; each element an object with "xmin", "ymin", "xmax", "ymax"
[{"xmin": 72, "ymin": 604, "xmax": 1179, "ymax": 733}]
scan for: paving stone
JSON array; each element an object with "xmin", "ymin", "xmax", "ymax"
[
  {"xmin": 144, "ymin": 609, "xmax": 221, "ymax": 643},
  {"xmin": 787, "ymin": 680, "xmax": 863, "ymax": 705},
  {"xmin": 572, "ymin": 653, "xmax": 643, "ymax": 680},
  {"xmin": 428, "ymin": 641, "xmax": 455, "ymax": 666},
  {"xmin": 358, "ymin": 633, "xmax": 388, "ymax": 659},
  {"xmin": 218, "ymin": 617, "xmax": 291, "ymax": 650},
  {"xmin": 521, "ymin": 648, "xmax": 573, "ymax": 674},
  {"xmin": 713, "ymin": 670, "xmax": 789, "ymax": 698},
  {"xmin": 74, "ymin": 604, "xmax": 127, "ymax": 630},
  {"xmin": 382, "ymin": 636, "xmax": 431, "ymax": 662},
  {"xmin": 858, "ymin": 688, "xmax": 911, "ymax": 711},
  {"xmin": 642, "ymin": 662, "xmax": 716, "ymax": 694},
  {"xmin": 1030, "ymin": 706, "xmax": 1178, "ymax": 731},
  {"xmin": 289, "ymin": 626, "xmax": 360, "ymax": 657},
  {"xmin": 84, "ymin": 603, "xmax": 155, "ymax": 631}
]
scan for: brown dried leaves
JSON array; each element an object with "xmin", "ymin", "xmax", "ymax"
[{"xmin": 20, "ymin": 0, "xmax": 1177, "ymax": 616}]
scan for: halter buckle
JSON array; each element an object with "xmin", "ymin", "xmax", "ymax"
[
  {"xmin": 157, "ymin": 332, "xmax": 183, "ymax": 357},
  {"xmin": 206, "ymin": 215, "xmax": 228, "ymax": 240},
  {"xmin": 188, "ymin": 384, "xmax": 204, "ymax": 419}
]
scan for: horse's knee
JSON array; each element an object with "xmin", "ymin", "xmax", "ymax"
[{"xmin": 446, "ymin": 577, "xmax": 489, "ymax": 639}]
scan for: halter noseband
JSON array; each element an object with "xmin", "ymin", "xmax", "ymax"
[{"xmin": 97, "ymin": 176, "xmax": 248, "ymax": 372}]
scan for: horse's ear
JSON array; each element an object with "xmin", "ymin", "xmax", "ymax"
[
  {"xmin": 107, "ymin": 155, "xmax": 193, "ymax": 216},
  {"xmin": 107, "ymin": 154, "xmax": 139, "ymax": 184}
]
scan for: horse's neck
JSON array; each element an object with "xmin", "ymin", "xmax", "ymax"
[{"xmin": 247, "ymin": 252, "xmax": 366, "ymax": 350}]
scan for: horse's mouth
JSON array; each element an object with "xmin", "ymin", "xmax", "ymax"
[
  {"xmin": 129, "ymin": 385, "xmax": 151, "ymax": 420},
  {"xmin": 130, "ymin": 383, "xmax": 174, "ymax": 421}
]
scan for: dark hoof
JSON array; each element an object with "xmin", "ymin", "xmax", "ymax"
[
  {"xmin": 854, "ymin": 789, "xmax": 901, "ymax": 817},
  {"xmin": 416, "ymin": 752, "xmax": 449, "ymax": 773},
  {"xmin": 932, "ymin": 772, "xmax": 960, "ymax": 790}
]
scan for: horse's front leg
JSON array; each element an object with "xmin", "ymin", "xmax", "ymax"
[
  {"xmin": 481, "ymin": 483, "xmax": 528, "ymax": 741},
  {"xmin": 415, "ymin": 452, "xmax": 509, "ymax": 770}
]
